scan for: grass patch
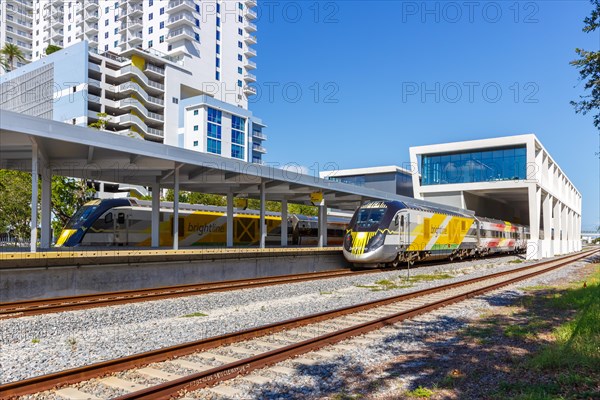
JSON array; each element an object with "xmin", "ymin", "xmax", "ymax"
[
  {"xmin": 406, "ymin": 273, "xmax": 453, "ymax": 282},
  {"xmin": 405, "ymin": 386, "xmax": 434, "ymax": 398},
  {"xmin": 31, "ymin": 338, "xmax": 40, "ymax": 344},
  {"xmin": 462, "ymin": 326, "xmax": 495, "ymax": 344},
  {"xmin": 508, "ymin": 259, "xmax": 524, "ymax": 264},
  {"xmin": 503, "ymin": 319, "xmax": 549, "ymax": 340},
  {"xmin": 496, "ymin": 381, "xmax": 562, "ymax": 400},
  {"xmin": 529, "ymin": 266, "xmax": 600, "ymax": 371},
  {"xmin": 330, "ymin": 392, "xmax": 363, "ymax": 400},
  {"xmin": 320, "ymin": 290, "xmax": 333, "ymax": 295},
  {"xmin": 355, "ymin": 281, "xmax": 410, "ymax": 292},
  {"xmin": 182, "ymin": 312, "xmax": 208, "ymax": 318}
]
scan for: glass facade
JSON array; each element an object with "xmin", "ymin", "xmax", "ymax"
[
  {"xmin": 207, "ymin": 138, "xmax": 221, "ymax": 154},
  {"xmin": 421, "ymin": 146, "xmax": 527, "ymax": 185},
  {"xmin": 231, "ymin": 144, "xmax": 244, "ymax": 159},
  {"xmin": 207, "ymin": 107, "xmax": 222, "ymax": 124}
]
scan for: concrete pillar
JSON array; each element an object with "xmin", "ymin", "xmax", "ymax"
[
  {"xmin": 526, "ymin": 186, "xmax": 541, "ymax": 259},
  {"xmin": 567, "ymin": 210, "xmax": 574, "ymax": 253},
  {"xmin": 318, "ymin": 202, "xmax": 327, "ymax": 248},
  {"xmin": 40, "ymin": 167, "xmax": 52, "ymax": 248},
  {"xmin": 30, "ymin": 144, "xmax": 39, "ymax": 253},
  {"xmin": 151, "ymin": 179, "xmax": 160, "ymax": 248},
  {"xmin": 226, "ymin": 192, "xmax": 234, "ymax": 248},
  {"xmin": 561, "ymin": 205, "xmax": 568, "ymax": 254},
  {"xmin": 553, "ymin": 200, "xmax": 561, "ymax": 256},
  {"xmin": 542, "ymin": 193, "xmax": 552, "ymax": 258},
  {"xmin": 173, "ymin": 167, "xmax": 180, "ymax": 250},
  {"xmin": 259, "ymin": 181, "xmax": 266, "ymax": 249},
  {"xmin": 280, "ymin": 199, "xmax": 288, "ymax": 247}
]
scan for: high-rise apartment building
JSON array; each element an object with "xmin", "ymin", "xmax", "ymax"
[{"xmin": 0, "ymin": 0, "xmax": 265, "ymax": 163}]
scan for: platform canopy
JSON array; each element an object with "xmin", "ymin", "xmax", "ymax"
[{"xmin": 0, "ymin": 110, "xmax": 471, "ymax": 213}]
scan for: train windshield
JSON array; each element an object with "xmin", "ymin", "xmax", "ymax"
[
  {"xmin": 64, "ymin": 205, "xmax": 99, "ymax": 229},
  {"xmin": 354, "ymin": 207, "xmax": 387, "ymax": 231}
]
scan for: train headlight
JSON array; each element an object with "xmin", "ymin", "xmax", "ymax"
[
  {"xmin": 344, "ymin": 232, "xmax": 352, "ymax": 251},
  {"xmin": 366, "ymin": 232, "xmax": 385, "ymax": 252}
]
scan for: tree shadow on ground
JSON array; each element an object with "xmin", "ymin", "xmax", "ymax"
[{"xmin": 248, "ymin": 255, "xmax": 599, "ymax": 400}]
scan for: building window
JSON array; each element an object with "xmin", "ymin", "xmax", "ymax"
[
  {"xmin": 216, "ymin": 30, "xmax": 220, "ymax": 41},
  {"xmin": 172, "ymin": 97, "xmax": 179, "ymax": 104},
  {"xmin": 232, "ymin": 115, "xmax": 245, "ymax": 131},
  {"xmin": 239, "ymin": 2, "xmax": 244, "ymax": 9},
  {"xmin": 105, "ymin": 6, "xmax": 109, "ymax": 13},
  {"xmin": 114, "ymin": 27, "xmax": 118, "ymax": 34},
  {"xmin": 232, "ymin": 130, "xmax": 244, "ymax": 145},
  {"xmin": 215, "ymin": 70, "xmax": 220, "ymax": 80},
  {"xmin": 238, "ymin": 15, "xmax": 243, "ymax": 23},
  {"xmin": 105, "ymin": 19, "xmax": 109, "ymax": 26},
  {"xmin": 149, "ymin": 0, "xmax": 153, "ymax": 5},
  {"xmin": 216, "ymin": 44, "xmax": 220, "ymax": 54},
  {"xmin": 237, "ymin": 67, "xmax": 242, "ymax": 74},
  {"xmin": 216, "ymin": 57, "xmax": 220, "ymax": 67},
  {"xmin": 237, "ymin": 79, "xmax": 243, "ymax": 87},
  {"xmin": 216, "ymin": 3, "xmax": 221, "ymax": 13},
  {"xmin": 207, "ymin": 138, "xmax": 221, "ymax": 155},
  {"xmin": 160, "ymin": 7, "xmax": 164, "ymax": 15},
  {"xmin": 195, "ymin": 33, "xmax": 200, "ymax": 42},
  {"xmin": 238, "ymin": 28, "xmax": 243, "ymax": 35},
  {"xmin": 238, "ymin": 54, "xmax": 243, "ymax": 61},
  {"xmin": 149, "ymin": 27, "xmax": 153, "ymax": 34},
  {"xmin": 193, "ymin": 110, "xmax": 199, "ymax": 116},
  {"xmin": 193, "ymin": 140, "xmax": 198, "ymax": 147},
  {"xmin": 195, "ymin": 19, "xmax": 200, "ymax": 27},
  {"xmin": 159, "ymin": 35, "xmax": 164, "ymax": 43},
  {"xmin": 160, "ymin": 21, "xmax": 164, "ymax": 29},
  {"xmin": 421, "ymin": 146, "xmax": 528, "ymax": 185},
  {"xmin": 114, "ymin": 40, "xmax": 118, "ymax": 47},
  {"xmin": 105, "ymin": 44, "xmax": 109, "ymax": 51},
  {"xmin": 149, "ymin": 12, "xmax": 153, "ymax": 20},
  {"xmin": 231, "ymin": 144, "xmax": 244, "ymax": 159},
  {"xmin": 105, "ymin": 32, "xmax": 109, "ymax": 38},
  {"xmin": 216, "ymin": 17, "xmax": 220, "ymax": 27},
  {"xmin": 193, "ymin": 125, "xmax": 199, "ymax": 131},
  {"xmin": 148, "ymin": 40, "xmax": 153, "ymax": 47},
  {"xmin": 207, "ymin": 108, "xmax": 222, "ymax": 124}
]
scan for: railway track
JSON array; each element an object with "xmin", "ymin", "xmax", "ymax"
[
  {"xmin": 2, "ymin": 249, "xmax": 596, "ymax": 399},
  {"xmin": 0, "ymin": 269, "xmax": 384, "ymax": 319}
]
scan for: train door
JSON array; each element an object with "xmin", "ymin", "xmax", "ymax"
[
  {"xmin": 398, "ymin": 212, "xmax": 410, "ymax": 248},
  {"xmin": 114, "ymin": 211, "xmax": 129, "ymax": 246}
]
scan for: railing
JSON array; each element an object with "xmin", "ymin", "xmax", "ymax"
[
  {"xmin": 244, "ymin": 73, "xmax": 257, "ymax": 81},
  {"xmin": 167, "ymin": 12, "xmax": 196, "ymax": 25},
  {"xmin": 128, "ymin": 4, "xmax": 143, "ymax": 13},
  {"xmin": 147, "ymin": 127, "xmax": 164, "ymax": 137},
  {"xmin": 113, "ymin": 81, "xmax": 165, "ymax": 106},
  {"xmin": 145, "ymin": 63, "xmax": 165, "ymax": 75},
  {"xmin": 252, "ymin": 144, "xmax": 267, "ymax": 153},
  {"xmin": 148, "ymin": 111, "xmax": 164, "ymax": 121},
  {"xmin": 252, "ymin": 131, "xmax": 267, "ymax": 140},
  {"xmin": 167, "ymin": 27, "xmax": 196, "ymax": 39},
  {"xmin": 245, "ymin": 9, "xmax": 257, "ymax": 18},
  {"xmin": 244, "ymin": 34, "xmax": 257, "ymax": 43},
  {"xmin": 88, "ymin": 78, "xmax": 101, "ymax": 87},
  {"xmin": 147, "ymin": 95, "xmax": 164, "ymax": 105},
  {"xmin": 245, "ymin": 22, "xmax": 257, "ymax": 31},
  {"xmin": 119, "ymin": 65, "xmax": 165, "ymax": 90},
  {"xmin": 167, "ymin": 0, "xmax": 195, "ymax": 11},
  {"xmin": 244, "ymin": 85, "xmax": 257, "ymax": 95}
]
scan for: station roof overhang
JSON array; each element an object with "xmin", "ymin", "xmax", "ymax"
[{"xmin": 1, "ymin": 110, "xmax": 468, "ymax": 212}]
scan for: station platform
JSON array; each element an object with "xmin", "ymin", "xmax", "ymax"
[{"xmin": 0, "ymin": 247, "xmax": 348, "ymax": 302}]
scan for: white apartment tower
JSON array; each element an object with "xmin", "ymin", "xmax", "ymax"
[{"xmin": 1, "ymin": 0, "xmax": 265, "ymax": 163}]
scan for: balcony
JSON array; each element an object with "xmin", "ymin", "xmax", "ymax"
[
  {"xmin": 8, "ymin": 16, "xmax": 33, "ymax": 28},
  {"xmin": 243, "ymin": 85, "xmax": 257, "ymax": 96},
  {"xmin": 14, "ymin": 0, "xmax": 33, "ymax": 9},
  {"xmin": 50, "ymin": 28, "xmax": 63, "ymax": 40},
  {"xmin": 88, "ymin": 35, "xmax": 99, "ymax": 45},
  {"xmin": 167, "ymin": 0, "xmax": 195, "ymax": 14},
  {"xmin": 85, "ymin": 0, "xmax": 99, "ymax": 10},
  {"xmin": 127, "ymin": 4, "xmax": 143, "ymax": 16},
  {"xmin": 245, "ymin": 8, "xmax": 257, "ymax": 20},
  {"xmin": 127, "ymin": 32, "xmax": 143, "ymax": 46},
  {"xmin": 244, "ymin": 34, "xmax": 257, "ymax": 45},
  {"xmin": 245, "ymin": 0, "xmax": 257, "ymax": 7},
  {"xmin": 252, "ymin": 131, "xmax": 267, "ymax": 140},
  {"xmin": 7, "ymin": 4, "xmax": 33, "ymax": 19},
  {"xmin": 244, "ymin": 22, "xmax": 257, "ymax": 32},
  {"xmin": 166, "ymin": 27, "xmax": 196, "ymax": 43},
  {"xmin": 88, "ymin": 78, "xmax": 101, "ymax": 88},
  {"xmin": 146, "ymin": 127, "xmax": 165, "ymax": 140},
  {"xmin": 244, "ymin": 47, "xmax": 257, "ymax": 58},
  {"xmin": 166, "ymin": 12, "xmax": 196, "ymax": 29},
  {"xmin": 145, "ymin": 63, "xmax": 165, "ymax": 77},
  {"xmin": 8, "ymin": 28, "xmax": 33, "ymax": 40},
  {"xmin": 85, "ymin": 22, "xmax": 99, "ymax": 34},
  {"xmin": 87, "ymin": 11, "xmax": 99, "ymax": 21},
  {"xmin": 244, "ymin": 73, "xmax": 256, "ymax": 83},
  {"xmin": 252, "ymin": 144, "xmax": 267, "ymax": 153},
  {"xmin": 244, "ymin": 59, "xmax": 257, "ymax": 70}
]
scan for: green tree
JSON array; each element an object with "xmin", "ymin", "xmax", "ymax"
[
  {"xmin": 0, "ymin": 54, "xmax": 8, "ymax": 72},
  {"xmin": 88, "ymin": 112, "xmax": 111, "ymax": 130},
  {"xmin": 45, "ymin": 45, "xmax": 62, "ymax": 55},
  {"xmin": 51, "ymin": 177, "xmax": 95, "ymax": 234},
  {"xmin": 0, "ymin": 170, "xmax": 95, "ymax": 242},
  {"xmin": 570, "ymin": 0, "xmax": 600, "ymax": 130},
  {"xmin": 0, "ymin": 43, "xmax": 26, "ymax": 72},
  {"xmin": 0, "ymin": 170, "xmax": 35, "ymax": 241}
]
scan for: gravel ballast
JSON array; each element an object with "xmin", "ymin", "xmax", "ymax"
[{"xmin": 0, "ymin": 254, "xmax": 561, "ymax": 384}]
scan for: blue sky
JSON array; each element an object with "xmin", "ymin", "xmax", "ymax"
[{"xmin": 249, "ymin": 0, "xmax": 600, "ymax": 231}]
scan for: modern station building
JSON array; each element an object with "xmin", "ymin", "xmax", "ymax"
[
  {"xmin": 409, "ymin": 134, "xmax": 582, "ymax": 259},
  {"xmin": 0, "ymin": 0, "xmax": 266, "ymax": 163},
  {"xmin": 321, "ymin": 166, "xmax": 414, "ymax": 197}
]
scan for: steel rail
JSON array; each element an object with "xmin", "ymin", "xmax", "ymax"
[
  {"xmin": 1, "ymin": 250, "xmax": 595, "ymax": 399},
  {"xmin": 0, "ymin": 269, "xmax": 381, "ymax": 319}
]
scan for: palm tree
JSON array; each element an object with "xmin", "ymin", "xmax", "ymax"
[
  {"xmin": 0, "ymin": 54, "xmax": 9, "ymax": 72},
  {"xmin": 0, "ymin": 43, "xmax": 26, "ymax": 72}
]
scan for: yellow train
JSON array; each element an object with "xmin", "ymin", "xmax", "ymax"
[{"xmin": 56, "ymin": 198, "xmax": 349, "ymax": 247}]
